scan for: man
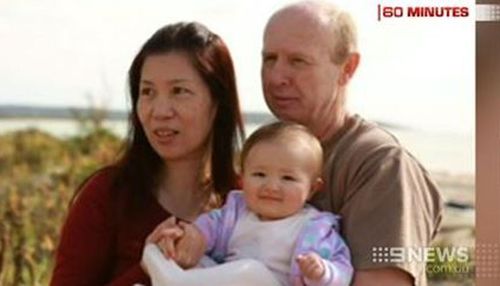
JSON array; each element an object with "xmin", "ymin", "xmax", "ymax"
[{"xmin": 261, "ymin": 1, "xmax": 443, "ymax": 285}]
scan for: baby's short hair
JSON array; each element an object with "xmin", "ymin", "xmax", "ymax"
[{"xmin": 240, "ymin": 121, "xmax": 323, "ymax": 176}]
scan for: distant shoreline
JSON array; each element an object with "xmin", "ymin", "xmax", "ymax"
[
  {"xmin": 0, "ymin": 104, "xmax": 407, "ymax": 130},
  {"xmin": 0, "ymin": 112, "xmax": 475, "ymax": 176},
  {"xmin": 0, "ymin": 104, "xmax": 275, "ymax": 125}
]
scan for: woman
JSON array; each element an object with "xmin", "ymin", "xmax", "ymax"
[{"xmin": 50, "ymin": 22, "xmax": 245, "ymax": 285}]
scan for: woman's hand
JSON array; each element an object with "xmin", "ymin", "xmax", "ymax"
[
  {"xmin": 145, "ymin": 216, "xmax": 184, "ymax": 259},
  {"xmin": 143, "ymin": 217, "xmax": 206, "ymax": 269},
  {"xmin": 173, "ymin": 221, "xmax": 207, "ymax": 268}
]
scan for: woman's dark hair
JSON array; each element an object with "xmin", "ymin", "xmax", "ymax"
[{"xmin": 113, "ymin": 22, "xmax": 244, "ymax": 213}]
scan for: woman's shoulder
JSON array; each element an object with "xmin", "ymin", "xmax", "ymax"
[{"xmin": 72, "ymin": 166, "xmax": 120, "ymax": 205}]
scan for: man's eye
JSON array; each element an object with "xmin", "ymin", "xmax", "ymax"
[
  {"xmin": 262, "ymin": 55, "xmax": 277, "ymax": 65},
  {"xmin": 291, "ymin": 58, "xmax": 307, "ymax": 66}
]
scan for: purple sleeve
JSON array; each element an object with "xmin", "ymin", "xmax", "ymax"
[
  {"xmin": 193, "ymin": 207, "xmax": 224, "ymax": 253},
  {"xmin": 311, "ymin": 242, "xmax": 353, "ymax": 286},
  {"xmin": 294, "ymin": 212, "xmax": 353, "ymax": 286},
  {"xmin": 193, "ymin": 191, "xmax": 245, "ymax": 262}
]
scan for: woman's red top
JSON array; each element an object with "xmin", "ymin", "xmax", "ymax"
[{"xmin": 51, "ymin": 168, "xmax": 169, "ymax": 285}]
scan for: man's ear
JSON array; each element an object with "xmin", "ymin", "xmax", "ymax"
[{"xmin": 338, "ymin": 52, "xmax": 360, "ymax": 86}]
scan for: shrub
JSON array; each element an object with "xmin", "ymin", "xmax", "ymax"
[{"xmin": 0, "ymin": 127, "xmax": 121, "ymax": 285}]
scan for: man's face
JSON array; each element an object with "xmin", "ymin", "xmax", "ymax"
[{"xmin": 261, "ymin": 12, "xmax": 342, "ymax": 129}]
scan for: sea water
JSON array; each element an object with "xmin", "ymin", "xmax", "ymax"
[{"xmin": 0, "ymin": 118, "xmax": 474, "ymax": 175}]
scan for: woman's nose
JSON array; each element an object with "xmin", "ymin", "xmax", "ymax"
[{"xmin": 152, "ymin": 95, "xmax": 175, "ymax": 119}]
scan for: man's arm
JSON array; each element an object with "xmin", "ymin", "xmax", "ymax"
[
  {"xmin": 351, "ymin": 268, "xmax": 413, "ymax": 286},
  {"xmin": 327, "ymin": 144, "xmax": 442, "ymax": 286}
]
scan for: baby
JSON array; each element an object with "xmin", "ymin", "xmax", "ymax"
[{"xmin": 160, "ymin": 122, "xmax": 353, "ymax": 285}]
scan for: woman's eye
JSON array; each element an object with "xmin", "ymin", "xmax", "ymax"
[
  {"xmin": 140, "ymin": 87, "xmax": 154, "ymax": 96},
  {"xmin": 172, "ymin": 86, "xmax": 192, "ymax": 95}
]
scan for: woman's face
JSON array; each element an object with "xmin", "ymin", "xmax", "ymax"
[{"xmin": 137, "ymin": 52, "xmax": 217, "ymax": 162}]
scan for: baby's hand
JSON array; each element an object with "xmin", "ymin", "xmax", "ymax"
[
  {"xmin": 296, "ymin": 252, "xmax": 325, "ymax": 282},
  {"xmin": 174, "ymin": 221, "xmax": 207, "ymax": 268},
  {"xmin": 146, "ymin": 217, "xmax": 185, "ymax": 259}
]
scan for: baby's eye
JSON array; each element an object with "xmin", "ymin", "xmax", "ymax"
[
  {"xmin": 252, "ymin": 172, "xmax": 266, "ymax": 178},
  {"xmin": 282, "ymin": 175, "xmax": 296, "ymax": 181}
]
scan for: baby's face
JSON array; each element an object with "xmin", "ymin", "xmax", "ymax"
[{"xmin": 242, "ymin": 139, "xmax": 319, "ymax": 221}]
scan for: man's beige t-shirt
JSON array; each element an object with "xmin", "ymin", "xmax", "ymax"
[{"xmin": 310, "ymin": 114, "xmax": 443, "ymax": 286}]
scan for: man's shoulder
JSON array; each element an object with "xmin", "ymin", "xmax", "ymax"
[
  {"xmin": 343, "ymin": 115, "xmax": 400, "ymax": 149},
  {"xmin": 331, "ymin": 115, "xmax": 404, "ymax": 161},
  {"xmin": 321, "ymin": 115, "xmax": 433, "ymax": 189}
]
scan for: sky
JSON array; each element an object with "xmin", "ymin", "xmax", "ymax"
[{"xmin": 0, "ymin": 0, "xmax": 475, "ymax": 134}]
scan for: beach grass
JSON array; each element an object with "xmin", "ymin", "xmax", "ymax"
[{"xmin": 0, "ymin": 127, "xmax": 121, "ymax": 285}]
